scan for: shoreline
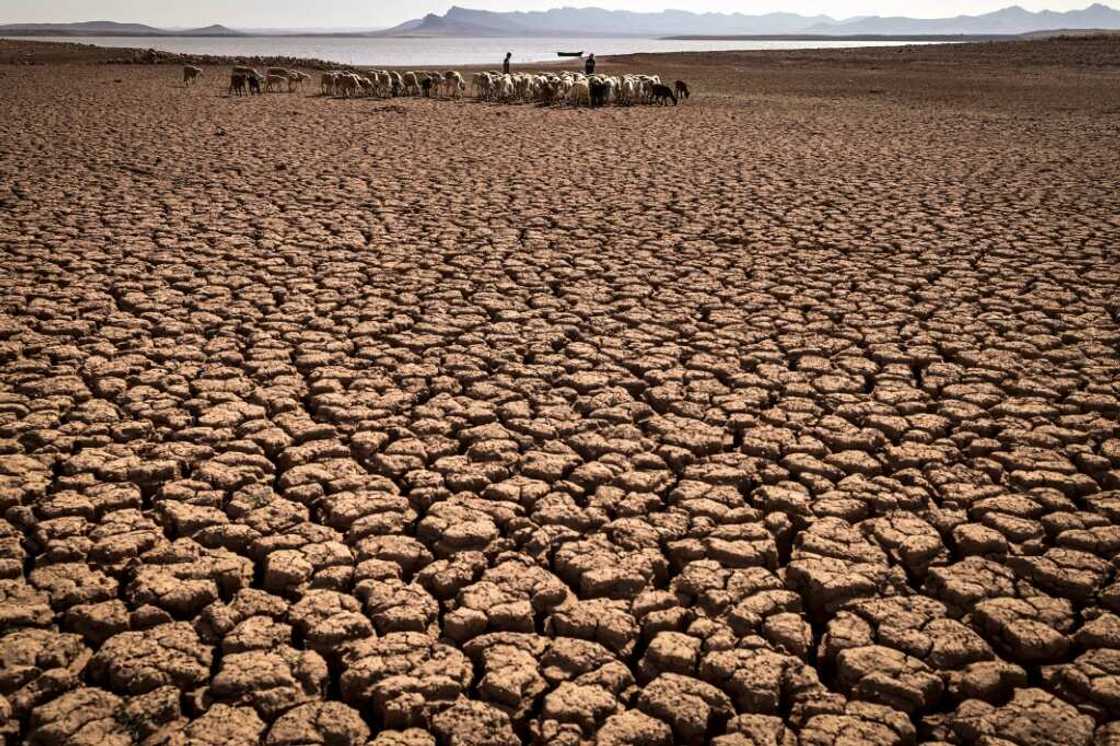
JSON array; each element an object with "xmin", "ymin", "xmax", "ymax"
[
  {"xmin": 0, "ymin": 30, "xmax": 1028, "ymax": 41},
  {"xmin": 661, "ymin": 33, "xmax": 1015, "ymax": 41},
  {"xmin": 5, "ymin": 35, "xmax": 1120, "ymax": 73},
  {"xmin": 0, "ymin": 34, "xmax": 1013, "ymax": 72}
]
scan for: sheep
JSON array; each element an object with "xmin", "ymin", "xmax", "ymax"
[
  {"xmin": 389, "ymin": 72, "xmax": 404, "ymax": 97},
  {"xmin": 336, "ymin": 73, "xmax": 360, "ymax": 98},
  {"xmin": 287, "ymin": 70, "xmax": 311, "ymax": 92},
  {"xmin": 568, "ymin": 79, "xmax": 590, "ymax": 107},
  {"xmin": 589, "ymin": 78, "xmax": 609, "ymax": 108},
  {"xmin": 495, "ymin": 74, "xmax": 515, "ymax": 103},
  {"xmin": 618, "ymin": 77, "xmax": 636, "ymax": 105},
  {"xmin": 512, "ymin": 73, "xmax": 533, "ymax": 102},
  {"xmin": 320, "ymin": 71, "xmax": 337, "ymax": 96},
  {"xmin": 375, "ymin": 70, "xmax": 392, "ymax": 97},
  {"xmin": 651, "ymin": 83, "xmax": 677, "ymax": 105},
  {"xmin": 609, "ymin": 76, "xmax": 623, "ymax": 103},
  {"xmin": 472, "ymin": 72, "xmax": 493, "ymax": 100},
  {"xmin": 555, "ymin": 75, "xmax": 575, "ymax": 102},
  {"xmin": 443, "ymin": 71, "xmax": 465, "ymax": 99},
  {"xmin": 267, "ymin": 66, "xmax": 290, "ymax": 79},
  {"xmin": 597, "ymin": 76, "xmax": 619, "ymax": 106},
  {"xmin": 537, "ymin": 77, "xmax": 561, "ymax": 104},
  {"xmin": 229, "ymin": 72, "xmax": 246, "ymax": 97},
  {"xmin": 183, "ymin": 65, "xmax": 202, "ymax": 87},
  {"xmin": 266, "ymin": 73, "xmax": 288, "ymax": 93},
  {"xmin": 230, "ymin": 66, "xmax": 265, "ymax": 95},
  {"xmin": 402, "ymin": 72, "xmax": 420, "ymax": 97}
]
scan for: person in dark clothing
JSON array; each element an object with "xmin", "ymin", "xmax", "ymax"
[
  {"xmin": 503, "ymin": 52, "xmax": 511, "ymax": 74},
  {"xmin": 584, "ymin": 53, "xmax": 596, "ymax": 76}
]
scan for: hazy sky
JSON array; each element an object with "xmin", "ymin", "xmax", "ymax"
[{"xmin": 0, "ymin": 0, "xmax": 1101, "ymax": 28}]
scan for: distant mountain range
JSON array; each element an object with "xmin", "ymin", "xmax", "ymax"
[
  {"xmin": 377, "ymin": 3, "xmax": 1120, "ymax": 37},
  {"xmin": 0, "ymin": 20, "xmax": 244, "ymax": 36},
  {"xmin": 808, "ymin": 3, "xmax": 1120, "ymax": 35},
  {"xmin": 375, "ymin": 7, "xmax": 837, "ymax": 36},
  {"xmin": 3, "ymin": 4, "xmax": 1120, "ymax": 39}
]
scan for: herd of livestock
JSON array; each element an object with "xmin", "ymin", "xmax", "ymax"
[
  {"xmin": 318, "ymin": 69, "xmax": 689, "ymax": 106},
  {"xmin": 185, "ymin": 63, "xmax": 691, "ymax": 106}
]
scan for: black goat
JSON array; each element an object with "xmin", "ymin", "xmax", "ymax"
[
  {"xmin": 674, "ymin": 80, "xmax": 691, "ymax": 100},
  {"xmin": 229, "ymin": 73, "xmax": 247, "ymax": 97},
  {"xmin": 651, "ymin": 83, "xmax": 677, "ymax": 106},
  {"xmin": 589, "ymin": 79, "xmax": 609, "ymax": 108}
]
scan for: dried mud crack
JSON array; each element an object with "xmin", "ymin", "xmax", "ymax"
[{"xmin": 0, "ymin": 37, "xmax": 1119, "ymax": 746}]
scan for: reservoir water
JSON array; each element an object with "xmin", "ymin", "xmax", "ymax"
[{"xmin": 9, "ymin": 35, "xmax": 933, "ymax": 67}]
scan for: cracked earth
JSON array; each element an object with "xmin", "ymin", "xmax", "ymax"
[{"xmin": 0, "ymin": 37, "xmax": 1119, "ymax": 746}]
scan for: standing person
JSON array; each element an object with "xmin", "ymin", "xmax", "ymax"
[
  {"xmin": 584, "ymin": 53, "xmax": 596, "ymax": 76},
  {"xmin": 503, "ymin": 52, "xmax": 511, "ymax": 74}
]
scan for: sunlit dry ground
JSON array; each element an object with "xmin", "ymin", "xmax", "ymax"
[{"xmin": 1, "ymin": 37, "xmax": 1119, "ymax": 746}]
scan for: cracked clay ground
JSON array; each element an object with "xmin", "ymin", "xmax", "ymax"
[{"xmin": 0, "ymin": 36, "xmax": 1119, "ymax": 746}]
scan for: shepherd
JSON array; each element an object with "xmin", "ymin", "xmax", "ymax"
[
  {"xmin": 503, "ymin": 51, "xmax": 512, "ymax": 74},
  {"xmin": 584, "ymin": 53, "xmax": 596, "ymax": 76}
]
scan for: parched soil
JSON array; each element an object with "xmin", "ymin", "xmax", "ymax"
[{"xmin": 1, "ymin": 37, "xmax": 1119, "ymax": 746}]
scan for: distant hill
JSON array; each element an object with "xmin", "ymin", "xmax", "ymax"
[
  {"xmin": 373, "ymin": 11, "xmax": 514, "ymax": 37},
  {"xmin": 0, "ymin": 20, "xmax": 244, "ymax": 37},
  {"xmin": 178, "ymin": 24, "xmax": 243, "ymax": 37},
  {"xmin": 377, "ymin": 3, "xmax": 1120, "ymax": 37},
  {"xmin": 0, "ymin": 20, "xmax": 164, "ymax": 34},
  {"xmin": 806, "ymin": 3, "xmax": 1120, "ymax": 34}
]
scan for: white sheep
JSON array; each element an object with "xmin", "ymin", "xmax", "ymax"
[
  {"xmin": 389, "ymin": 71, "xmax": 403, "ymax": 96},
  {"xmin": 568, "ymin": 79, "xmax": 590, "ymax": 107},
  {"xmin": 286, "ymin": 70, "xmax": 310, "ymax": 92},
  {"xmin": 620, "ymin": 77, "xmax": 637, "ymax": 105},
  {"xmin": 443, "ymin": 71, "xmax": 465, "ymax": 99},
  {"xmin": 472, "ymin": 72, "xmax": 490, "ymax": 100},
  {"xmin": 375, "ymin": 70, "xmax": 392, "ymax": 97},
  {"xmin": 496, "ymin": 74, "xmax": 514, "ymax": 102},
  {"xmin": 336, "ymin": 73, "xmax": 360, "ymax": 98},
  {"xmin": 402, "ymin": 72, "xmax": 420, "ymax": 96},
  {"xmin": 266, "ymin": 73, "xmax": 288, "ymax": 93}
]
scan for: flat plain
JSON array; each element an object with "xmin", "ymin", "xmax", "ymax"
[{"xmin": 1, "ymin": 36, "xmax": 1119, "ymax": 746}]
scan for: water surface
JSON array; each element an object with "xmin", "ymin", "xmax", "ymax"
[{"xmin": 8, "ymin": 35, "xmax": 934, "ymax": 67}]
